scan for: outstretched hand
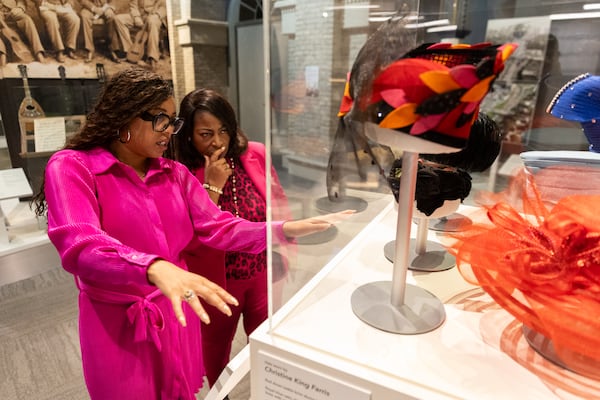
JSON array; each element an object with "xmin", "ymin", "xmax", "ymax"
[
  {"xmin": 282, "ymin": 209, "xmax": 355, "ymax": 238},
  {"xmin": 147, "ymin": 260, "xmax": 238, "ymax": 327}
]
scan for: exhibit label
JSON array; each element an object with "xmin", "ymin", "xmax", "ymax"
[{"xmin": 256, "ymin": 350, "xmax": 371, "ymax": 400}]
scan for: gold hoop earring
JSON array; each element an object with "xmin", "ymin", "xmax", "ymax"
[{"xmin": 119, "ymin": 129, "xmax": 131, "ymax": 144}]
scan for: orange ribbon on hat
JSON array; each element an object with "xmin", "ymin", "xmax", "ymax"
[{"xmin": 446, "ymin": 170, "xmax": 600, "ymax": 380}]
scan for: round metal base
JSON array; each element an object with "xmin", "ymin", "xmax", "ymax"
[
  {"xmin": 428, "ymin": 213, "xmax": 473, "ymax": 232},
  {"xmin": 351, "ymin": 281, "xmax": 446, "ymax": 334},
  {"xmin": 384, "ymin": 240, "xmax": 455, "ymax": 272},
  {"xmin": 296, "ymin": 225, "xmax": 338, "ymax": 245},
  {"xmin": 522, "ymin": 325, "xmax": 571, "ymax": 371},
  {"xmin": 315, "ymin": 196, "xmax": 368, "ymax": 213}
]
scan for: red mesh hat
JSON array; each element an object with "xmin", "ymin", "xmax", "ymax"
[{"xmin": 366, "ymin": 42, "xmax": 517, "ymax": 148}]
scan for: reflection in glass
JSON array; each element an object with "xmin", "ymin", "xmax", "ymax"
[{"xmin": 0, "ymin": 112, "xmax": 10, "ymax": 170}]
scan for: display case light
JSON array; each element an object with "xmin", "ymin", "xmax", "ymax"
[
  {"xmin": 550, "ymin": 11, "xmax": 600, "ymax": 19},
  {"xmin": 324, "ymin": 4, "xmax": 380, "ymax": 11},
  {"xmin": 368, "ymin": 16, "xmax": 393, "ymax": 22},
  {"xmin": 427, "ymin": 24, "xmax": 458, "ymax": 33},
  {"xmin": 406, "ymin": 18, "xmax": 450, "ymax": 29},
  {"xmin": 368, "ymin": 12, "xmax": 423, "ymax": 23}
]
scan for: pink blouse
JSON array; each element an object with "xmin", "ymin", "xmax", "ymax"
[{"xmin": 44, "ymin": 147, "xmax": 284, "ymax": 400}]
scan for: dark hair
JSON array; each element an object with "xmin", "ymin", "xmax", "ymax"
[
  {"xmin": 32, "ymin": 67, "xmax": 174, "ymax": 215},
  {"xmin": 171, "ymin": 88, "xmax": 248, "ymax": 171},
  {"xmin": 67, "ymin": 67, "xmax": 173, "ymax": 150}
]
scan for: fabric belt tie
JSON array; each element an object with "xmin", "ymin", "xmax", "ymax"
[
  {"xmin": 126, "ymin": 296, "xmax": 165, "ymax": 351},
  {"xmin": 76, "ymin": 278, "xmax": 165, "ymax": 351}
]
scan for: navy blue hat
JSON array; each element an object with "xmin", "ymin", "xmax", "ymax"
[{"xmin": 547, "ymin": 73, "xmax": 600, "ymax": 152}]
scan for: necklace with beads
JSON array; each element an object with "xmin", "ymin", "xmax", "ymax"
[{"xmin": 228, "ymin": 158, "xmax": 240, "ymax": 217}]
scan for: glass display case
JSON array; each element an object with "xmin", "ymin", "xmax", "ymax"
[
  {"xmin": 247, "ymin": 1, "xmax": 600, "ymax": 399},
  {"xmin": 262, "ymin": 0, "xmax": 600, "ymax": 314},
  {"xmin": 2, "ymin": 0, "xmax": 600, "ymax": 397},
  {"xmin": 262, "ymin": 0, "xmax": 599, "ymax": 320},
  {"xmin": 0, "ymin": 61, "xmax": 101, "ymax": 286}
]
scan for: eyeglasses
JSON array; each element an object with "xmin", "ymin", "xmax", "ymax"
[{"xmin": 140, "ymin": 111, "xmax": 184, "ymax": 134}]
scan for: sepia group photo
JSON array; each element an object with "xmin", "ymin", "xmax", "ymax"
[{"xmin": 0, "ymin": 0, "xmax": 171, "ymax": 79}]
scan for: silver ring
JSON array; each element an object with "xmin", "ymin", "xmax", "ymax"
[{"xmin": 183, "ymin": 289, "xmax": 196, "ymax": 302}]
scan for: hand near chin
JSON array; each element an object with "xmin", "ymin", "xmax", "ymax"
[
  {"xmin": 282, "ymin": 209, "xmax": 356, "ymax": 238},
  {"xmin": 204, "ymin": 146, "xmax": 231, "ymax": 188}
]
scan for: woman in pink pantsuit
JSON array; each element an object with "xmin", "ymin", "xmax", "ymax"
[
  {"xmin": 33, "ymin": 67, "xmax": 341, "ymax": 400},
  {"xmin": 172, "ymin": 89, "xmax": 295, "ymax": 388}
]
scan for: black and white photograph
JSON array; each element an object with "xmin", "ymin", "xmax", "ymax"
[
  {"xmin": 481, "ymin": 16, "xmax": 551, "ymax": 144},
  {"xmin": 0, "ymin": 0, "xmax": 172, "ymax": 79}
]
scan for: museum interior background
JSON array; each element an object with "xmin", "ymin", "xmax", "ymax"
[
  {"xmin": 1, "ymin": 0, "xmax": 600, "ymax": 399},
  {"xmin": 1, "ymin": 0, "xmax": 596, "ymax": 193}
]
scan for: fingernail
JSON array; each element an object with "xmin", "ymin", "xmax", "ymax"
[
  {"xmin": 179, "ymin": 316, "xmax": 187, "ymax": 327},
  {"xmin": 223, "ymin": 304, "xmax": 232, "ymax": 316},
  {"xmin": 230, "ymin": 296, "xmax": 239, "ymax": 306},
  {"xmin": 201, "ymin": 313, "xmax": 210, "ymax": 324}
]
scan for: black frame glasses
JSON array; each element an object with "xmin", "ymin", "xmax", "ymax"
[{"xmin": 140, "ymin": 111, "xmax": 184, "ymax": 134}]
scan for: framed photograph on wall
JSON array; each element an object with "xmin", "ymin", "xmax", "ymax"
[
  {"xmin": 481, "ymin": 16, "xmax": 551, "ymax": 147},
  {"xmin": 0, "ymin": 0, "xmax": 172, "ymax": 79}
]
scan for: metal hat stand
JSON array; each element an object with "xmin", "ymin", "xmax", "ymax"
[
  {"xmin": 383, "ymin": 202, "xmax": 459, "ymax": 272},
  {"xmin": 428, "ymin": 212, "xmax": 473, "ymax": 232},
  {"xmin": 350, "ymin": 123, "xmax": 458, "ymax": 334}
]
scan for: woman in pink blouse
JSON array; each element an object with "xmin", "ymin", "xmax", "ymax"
[{"xmin": 32, "ymin": 67, "xmax": 345, "ymax": 400}]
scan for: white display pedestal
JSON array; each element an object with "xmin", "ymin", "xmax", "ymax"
[
  {"xmin": 249, "ymin": 202, "xmax": 573, "ymax": 400},
  {"xmin": 0, "ymin": 199, "xmax": 59, "ymax": 285},
  {"xmin": 0, "ymin": 168, "xmax": 33, "ymax": 247},
  {"xmin": 0, "ymin": 169, "xmax": 60, "ymax": 286}
]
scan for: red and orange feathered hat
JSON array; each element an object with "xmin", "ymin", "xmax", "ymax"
[{"xmin": 339, "ymin": 42, "xmax": 517, "ymax": 148}]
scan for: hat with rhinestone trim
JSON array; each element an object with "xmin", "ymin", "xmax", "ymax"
[{"xmin": 547, "ymin": 73, "xmax": 600, "ymax": 153}]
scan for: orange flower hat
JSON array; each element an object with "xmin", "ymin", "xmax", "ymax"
[{"xmin": 446, "ymin": 170, "xmax": 600, "ymax": 380}]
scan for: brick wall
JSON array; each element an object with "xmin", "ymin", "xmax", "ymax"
[
  {"xmin": 274, "ymin": 1, "xmax": 372, "ymax": 159},
  {"xmin": 190, "ymin": 1, "xmax": 228, "ymax": 20},
  {"xmin": 193, "ymin": 46, "xmax": 229, "ymax": 95},
  {"xmin": 166, "ymin": 1, "xmax": 371, "ymax": 160},
  {"xmin": 283, "ymin": 0, "xmax": 336, "ymax": 158},
  {"xmin": 166, "ymin": 1, "xmax": 229, "ymax": 105},
  {"xmin": 167, "ymin": 1, "xmax": 184, "ymax": 104}
]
